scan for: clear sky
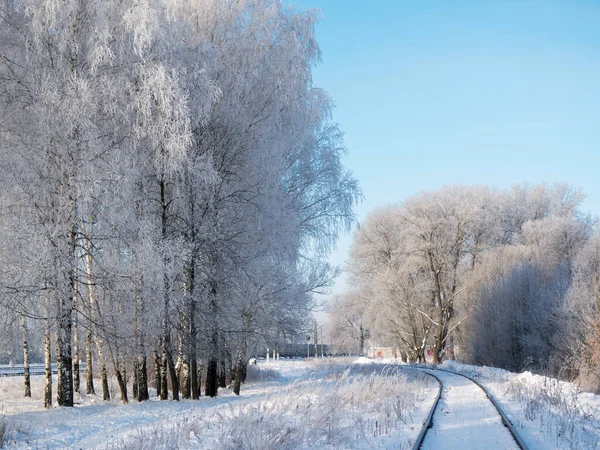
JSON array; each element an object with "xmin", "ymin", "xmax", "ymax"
[{"xmin": 289, "ymin": 0, "xmax": 600, "ymax": 303}]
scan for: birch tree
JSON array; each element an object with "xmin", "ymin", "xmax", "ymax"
[{"xmin": 0, "ymin": 0, "xmax": 360, "ymax": 406}]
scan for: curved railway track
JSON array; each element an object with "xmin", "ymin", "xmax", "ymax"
[{"xmin": 411, "ymin": 367, "xmax": 529, "ymax": 450}]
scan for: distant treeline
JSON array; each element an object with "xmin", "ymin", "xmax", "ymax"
[{"xmin": 332, "ymin": 184, "xmax": 600, "ymax": 392}]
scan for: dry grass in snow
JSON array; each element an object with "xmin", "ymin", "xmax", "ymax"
[{"xmin": 0, "ymin": 358, "xmax": 435, "ymax": 449}]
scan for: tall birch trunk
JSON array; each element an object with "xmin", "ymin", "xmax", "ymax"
[
  {"xmin": 159, "ymin": 177, "xmax": 179, "ymax": 401},
  {"xmin": 189, "ymin": 295, "xmax": 198, "ymax": 399},
  {"xmin": 205, "ymin": 283, "xmax": 219, "ymax": 397},
  {"xmin": 98, "ymin": 342, "xmax": 109, "ymax": 401},
  {"xmin": 233, "ymin": 311, "xmax": 251, "ymax": 396},
  {"xmin": 159, "ymin": 322, "xmax": 169, "ymax": 400},
  {"xmin": 56, "ymin": 275, "xmax": 74, "ymax": 407},
  {"xmin": 83, "ymin": 231, "xmax": 108, "ymax": 400},
  {"xmin": 133, "ymin": 188, "xmax": 149, "ymax": 402},
  {"xmin": 187, "ymin": 173, "xmax": 199, "ymax": 400},
  {"xmin": 188, "ymin": 264, "xmax": 198, "ymax": 399},
  {"xmin": 20, "ymin": 311, "xmax": 31, "ymax": 398},
  {"xmin": 44, "ymin": 290, "xmax": 52, "ymax": 409},
  {"xmin": 178, "ymin": 311, "xmax": 190, "ymax": 399},
  {"xmin": 132, "ymin": 360, "xmax": 139, "ymax": 400},
  {"xmin": 72, "ymin": 287, "xmax": 80, "ymax": 394},
  {"xmin": 135, "ymin": 280, "xmax": 149, "ymax": 402},
  {"xmin": 136, "ymin": 354, "xmax": 149, "ymax": 402},
  {"xmin": 55, "ymin": 181, "xmax": 77, "ymax": 407},
  {"xmin": 197, "ymin": 360, "xmax": 203, "ymax": 397},
  {"xmin": 154, "ymin": 348, "xmax": 162, "ymax": 397},
  {"xmin": 108, "ymin": 348, "xmax": 128, "ymax": 404},
  {"xmin": 233, "ymin": 345, "xmax": 245, "ymax": 396},
  {"xmin": 178, "ymin": 269, "xmax": 191, "ymax": 399},
  {"xmin": 81, "ymin": 233, "xmax": 95, "ymax": 395},
  {"xmin": 85, "ymin": 325, "xmax": 94, "ymax": 395}
]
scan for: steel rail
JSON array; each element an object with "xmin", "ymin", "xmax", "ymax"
[
  {"xmin": 433, "ymin": 367, "xmax": 529, "ymax": 450},
  {"xmin": 411, "ymin": 369, "xmax": 443, "ymax": 450}
]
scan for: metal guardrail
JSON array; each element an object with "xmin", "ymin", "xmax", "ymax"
[{"xmin": 0, "ymin": 363, "xmax": 86, "ymax": 377}]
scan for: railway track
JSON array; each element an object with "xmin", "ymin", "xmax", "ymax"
[{"xmin": 411, "ymin": 367, "xmax": 529, "ymax": 450}]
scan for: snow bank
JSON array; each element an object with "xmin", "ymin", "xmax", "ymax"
[{"xmin": 353, "ymin": 356, "xmax": 374, "ymax": 365}]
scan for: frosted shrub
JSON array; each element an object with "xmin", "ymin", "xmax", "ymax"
[
  {"xmin": 245, "ymin": 364, "xmax": 282, "ymax": 383},
  {"xmin": 0, "ymin": 414, "xmax": 35, "ymax": 449},
  {"xmin": 100, "ymin": 416, "xmax": 205, "ymax": 450},
  {"xmin": 217, "ymin": 403, "xmax": 302, "ymax": 450},
  {"xmin": 97, "ymin": 362, "xmax": 428, "ymax": 449},
  {"xmin": 219, "ymin": 364, "xmax": 427, "ymax": 448},
  {"xmin": 505, "ymin": 377, "xmax": 600, "ymax": 449}
]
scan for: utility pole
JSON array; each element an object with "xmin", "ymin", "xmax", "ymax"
[
  {"xmin": 320, "ymin": 326, "xmax": 324, "ymax": 358},
  {"xmin": 306, "ymin": 335, "xmax": 310, "ymax": 358},
  {"xmin": 313, "ymin": 324, "xmax": 318, "ymax": 359}
]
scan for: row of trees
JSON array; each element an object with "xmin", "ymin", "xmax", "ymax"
[
  {"xmin": 0, "ymin": 0, "xmax": 360, "ymax": 406},
  {"xmin": 332, "ymin": 183, "xmax": 600, "ymax": 392}
]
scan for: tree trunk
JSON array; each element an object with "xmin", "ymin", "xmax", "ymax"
[
  {"xmin": 185, "ymin": 161, "xmax": 199, "ymax": 401},
  {"xmin": 189, "ymin": 291, "xmax": 198, "ymax": 399},
  {"xmin": 85, "ymin": 326, "xmax": 94, "ymax": 395},
  {"xmin": 205, "ymin": 282, "xmax": 219, "ymax": 397},
  {"xmin": 98, "ymin": 342, "xmax": 109, "ymax": 401},
  {"xmin": 159, "ymin": 177, "xmax": 179, "ymax": 401},
  {"xmin": 20, "ymin": 311, "xmax": 31, "ymax": 398},
  {"xmin": 56, "ymin": 289, "xmax": 74, "ymax": 407},
  {"xmin": 90, "ymin": 292, "xmax": 109, "ymax": 401},
  {"xmin": 132, "ymin": 360, "xmax": 139, "ymax": 400},
  {"xmin": 241, "ymin": 358, "xmax": 248, "ymax": 383},
  {"xmin": 137, "ymin": 354, "xmax": 149, "ymax": 402},
  {"xmin": 160, "ymin": 330, "xmax": 169, "ymax": 400},
  {"xmin": 81, "ymin": 226, "xmax": 94, "ymax": 396},
  {"xmin": 160, "ymin": 333, "xmax": 179, "ymax": 401},
  {"xmin": 205, "ymin": 358, "xmax": 218, "ymax": 397},
  {"xmin": 115, "ymin": 368, "xmax": 128, "ymax": 404},
  {"xmin": 190, "ymin": 358, "xmax": 198, "ymax": 399},
  {"xmin": 180, "ymin": 356, "xmax": 190, "ymax": 399},
  {"xmin": 134, "ymin": 281, "xmax": 149, "ymax": 401},
  {"xmin": 108, "ymin": 350, "xmax": 128, "ymax": 404},
  {"xmin": 168, "ymin": 354, "xmax": 179, "ymax": 401},
  {"xmin": 218, "ymin": 359, "xmax": 227, "ymax": 388},
  {"xmin": 133, "ymin": 185, "xmax": 149, "ymax": 402},
  {"xmin": 197, "ymin": 361, "xmax": 203, "ymax": 397},
  {"xmin": 55, "ymin": 219, "xmax": 77, "ymax": 407},
  {"xmin": 233, "ymin": 345, "xmax": 245, "ymax": 396},
  {"xmin": 121, "ymin": 360, "xmax": 127, "ymax": 396},
  {"xmin": 177, "ymin": 307, "xmax": 190, "ymax": 399},
  {"xmin": 154, "ymin": 348, "xmax": 162, "ymax": 397},
  {"xmin": 188, "ymin": 206, "xmax": 199, "ymax": 399},
  {"xmin": 359, "ymin": 325, "xmax": 365, "ymax": 356},
  {"xmin": 73, "ymin": 288, "xmax": 80, "ymax": 395},
  {"xmin": 44, "ymin": 292, "xmax": 52, "ymax": 409},
  {"xmin": 83, "ymin": 232, "xmax": 109, "ymax": 400}
]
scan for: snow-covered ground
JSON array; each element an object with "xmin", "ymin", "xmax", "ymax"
[
  {"xmin": 1, "ymin": 358, "xmax": 599, "ymax": 449},
  {"xmin": 420, "ymin": 369, "xmax": 519, "ymax": 449},
  {"xmin": 439, "ymin": 361, "xmax": 600, "ymax": 450},
  {"xmin": 0, "ymin": 358, "xmax": 435, "ymax": 449}
]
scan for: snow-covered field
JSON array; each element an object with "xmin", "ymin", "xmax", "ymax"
[
  {"xmin": 0, "ymin": 358, "xmax": 435, "ymax": 449},
  {"xmin": 1, "ymin": 358, "xmax": 599, "ymax": 449}
]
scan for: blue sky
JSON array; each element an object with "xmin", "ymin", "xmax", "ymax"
[{"xmin": 289, "ymin": 1, "xmax": 600, "ymax": 299}]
